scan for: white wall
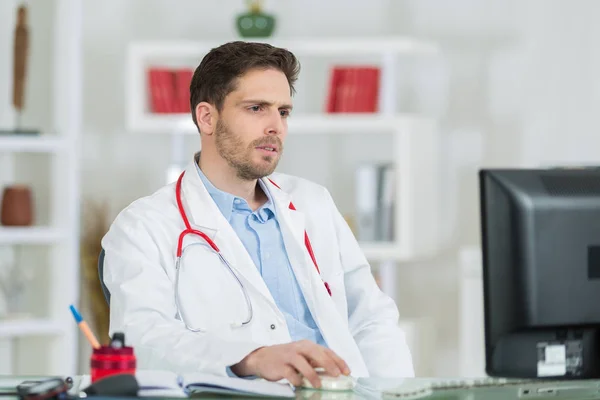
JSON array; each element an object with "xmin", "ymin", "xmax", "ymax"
[
  {"xmin": 60, "ymin": 0, "xmax": 600, "ymax": 377},
  {"xmin": 4, "ymin": 0, "xmax": 600, "ymax": 377}
]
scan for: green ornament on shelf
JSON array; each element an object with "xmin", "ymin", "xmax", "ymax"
[{"xmin": 236, "ymin": 0, "xmax": 276, "ymax": 38}]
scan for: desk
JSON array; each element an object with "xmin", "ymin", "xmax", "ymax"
[{"xmin": 2, "ymin": 375, "xmax": 600, "ymax": 400}]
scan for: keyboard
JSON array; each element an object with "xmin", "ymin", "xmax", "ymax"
[{"xmin": 380, "ymin": 377, "xmax": 600, "ymax": 399}]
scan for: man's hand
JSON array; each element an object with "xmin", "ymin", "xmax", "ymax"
[{"xmin": 230, "ymin": 340, "xmax": 351, "ymax": 388}]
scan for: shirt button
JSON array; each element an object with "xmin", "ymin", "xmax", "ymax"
[
  {"xmin": 270, "ymin": 324, "xmax": 276, "ymax": 330},
  {"xmin": 265, "ymin": 252, "xmax": 271, "ymax": 259},
  {"xmin": 234, "ymin": 199, "xmax": 241, "ymax": 204}
]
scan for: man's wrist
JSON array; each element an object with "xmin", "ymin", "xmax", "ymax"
[
  {"xmin": 231, "ymin": 346, "xmax": 263, "ymax": 377},
  {"xmin": 230, "ymin": 362, "xmax": 247, "ymax": 377}
]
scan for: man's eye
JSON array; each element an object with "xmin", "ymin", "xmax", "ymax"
[
  {"xmin": 280, "ymin": 110, "xmax": 291, "ymax": 117},
  {"xmin": 249, "ymin": 105, "xmax": 262, "ymax": 112}
]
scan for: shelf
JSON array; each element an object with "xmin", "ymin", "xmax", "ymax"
[
  {"xmin": 0, "ymin": 318, "xmax": 66, "ymax": 338},
  {"xmin": 360, "ymin": 242, "xmax": 410, "ymax": 262},
  {"xmin": 290, "ymin": 115, "xmax": 421, "ymax": 134},
  {"xmin": 0, "ymin": 135, "xmax": 67, "ymax": 153},
  {"xmin": 130, "ymin": 113, "xmax": 429, "ymax": 134},
  {"xmin": 128, "ymin": 36, "xmax": 440, "ymax": 135},
  {"xmin": 130, "ymin": 36, "xmax": 440, "ymax": 59},
  {"xmin": 0, "ymin": 227, "xmax": 65, "ymax": 245}
]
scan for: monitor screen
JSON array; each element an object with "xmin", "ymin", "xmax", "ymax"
[{"xmin": 479, "ymin": 168, "xmax": 600, "ymax": 379}]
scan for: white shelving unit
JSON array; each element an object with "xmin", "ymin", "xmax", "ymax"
[
  {"xmin": 126, "ymin": 37, "xmax": 442, "ymax": 266},
  {"xmin": 0, "ymin": 135, "xmax": 68, "ymax": 153},
  {"xmin": 130, "ymin": 112, "xmax": 426, "ymax": 136},
  {"xmin": 0, "ymin": 318, "xmax": 66, "ymax": 339},
  {"xmin": 0, "ymin": 227, "xmax": 66, "ymax": 245},
  {"xmin": 0, "ymin": 0, "xmax": 82, "ymax": 376},
  {"xmin": 127, "ymin": 37, "xmax": 439, "ymax": 59}
]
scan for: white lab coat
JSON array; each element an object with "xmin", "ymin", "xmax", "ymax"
[{"xmin": 101, "ymin": 158, "xmax": 414, "ymax": 378}]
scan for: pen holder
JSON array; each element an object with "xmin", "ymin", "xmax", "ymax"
[{"xmin": 90, "ymin": 344, "xmax": 136, "ymax": 383}]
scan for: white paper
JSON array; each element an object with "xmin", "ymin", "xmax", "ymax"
[{"xmin": 182, "ymin": 372, "xmax": 295, "ymax": 398}]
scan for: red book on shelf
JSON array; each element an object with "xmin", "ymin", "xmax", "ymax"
[
  {"xmin": 147, "ymin": 67, "xmax": 177, "ymax": 113},
  {"xmin": 326, "ymin": 66, "xmax": 380, "ymax": 113},
  {"xmin": 354, "ymin": 67, "xmax": 369, "ymax": 112},
  {"xmin": 163, "ymin": 71, "xmax": 178, "ymax": 114},
  {"xmin": 174, "ymin": 68, "xmax": 194, "ymax": 113},
  {"xmin": 349, "ymin": 67, "xmax": 363, "ymax": 112},
  {"xmin": 326, "ymin": 66, "xmax": 353, "ymax": 113},
  {"xmin": 147, "ymin": 68, "xmax": 166, "ymax": 113},
  {"xmin": 372, "ymin": 67, "xmax": 381, "ymax": 112},
  {"xmin": 325, "ymin": 67, "xmax": 343, "ymax": 113},
  {"xmin": 337, "ymin": 67, "xmax": 358, "ymax": 112},
  {"xmin": 349, "ymin": 66, "xmax": 380, "ymax": 113},
  {"xmin": 362, "ymin": 67, "xmax": 380, "ymax": 113}
]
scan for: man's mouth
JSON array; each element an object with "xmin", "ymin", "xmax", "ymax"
[{"xmin": 256, "ymin": 145, "xmax": 278, "ymax": 153}]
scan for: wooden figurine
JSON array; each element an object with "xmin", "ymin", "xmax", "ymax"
[{"xmin": 13, "ymin": 5, "xmax": 29, "ymax": 115}]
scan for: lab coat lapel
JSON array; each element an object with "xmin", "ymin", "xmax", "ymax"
[
  {"xmin": 263, "ymin": 178, "xmax": 370, "ymax": 377},
  {"xmin": 179, "ymin": 162, "xmax": 278, "ymax": 308}
]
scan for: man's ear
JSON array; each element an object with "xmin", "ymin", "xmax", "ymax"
[{"xmin": 195, "ymin": 102, "xmax": 216, "ymax": 135}]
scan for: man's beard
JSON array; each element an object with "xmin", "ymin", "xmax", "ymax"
[{"xmin": 214, "ymin": 119, "xmax": 283, "ymax": 181}]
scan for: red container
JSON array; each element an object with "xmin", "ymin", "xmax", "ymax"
[{"xmin": 90, "ymin": 344, "xmax": 136, "ymax": 383}]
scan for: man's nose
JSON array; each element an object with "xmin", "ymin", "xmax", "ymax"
[{"xmin": 266, "ymin": 110, "xmax": 285, "ymax": 135}]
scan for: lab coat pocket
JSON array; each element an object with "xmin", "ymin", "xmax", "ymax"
[{"xmin": 175, "ymin": 243, "xmax": 250, "ymax": 332}]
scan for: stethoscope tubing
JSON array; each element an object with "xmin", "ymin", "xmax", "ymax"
[{"xmin": 174, "ymin": 241, "xmax": 253, "ymax": 332}]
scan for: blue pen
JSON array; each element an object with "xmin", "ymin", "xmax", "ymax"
[{"xmin": 70, "ymin": 304, "xmax": 101, "ymax": 349}]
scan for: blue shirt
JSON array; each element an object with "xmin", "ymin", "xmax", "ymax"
[{"xmin": 194, "ymin": 163, "xmax": 327, "ymax": 347}]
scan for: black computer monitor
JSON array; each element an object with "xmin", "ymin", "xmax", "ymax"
[{"xmin": 479, "ymin": 168, "xmax": 600, "ymax": 380}]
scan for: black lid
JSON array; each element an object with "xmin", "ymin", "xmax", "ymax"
[{"xmin": 111, "ymin": 332, "xmax": 126, "ymax": 348}]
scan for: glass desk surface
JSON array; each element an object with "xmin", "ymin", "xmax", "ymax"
[{"xmin": 2, "ymin": 375, "xmax": 600, "ymax": 400}]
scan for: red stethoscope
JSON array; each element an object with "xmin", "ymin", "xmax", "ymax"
[{"xmin": 174, "ymin": 170, "xmax": 331, "ymax": 332}]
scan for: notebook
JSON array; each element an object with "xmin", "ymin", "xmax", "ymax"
[{"xmin": 134, "ymin": 370, "xmax": 296, "ymax": 398}]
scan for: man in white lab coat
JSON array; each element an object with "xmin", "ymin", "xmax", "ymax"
[{"xmin": 101, "ymin": 41, "xmax": 414, "ymax": 388}]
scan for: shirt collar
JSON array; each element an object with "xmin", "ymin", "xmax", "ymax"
[
  {"xmin": 194, "ymin": 160, "xmax": 276, "ymax": 222},
  {"xmin": 254, "ymin": 181, "xmax": 276, "ymax": 223}
]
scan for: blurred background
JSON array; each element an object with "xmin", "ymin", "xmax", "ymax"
[{"xmin": 0, "ymin": 0, "xmax": 598, "ymax": 379}]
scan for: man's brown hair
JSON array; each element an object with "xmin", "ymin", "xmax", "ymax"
[{"xmin": 189, "ymin": 41, "xmax": 300, "ymax": 131}]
